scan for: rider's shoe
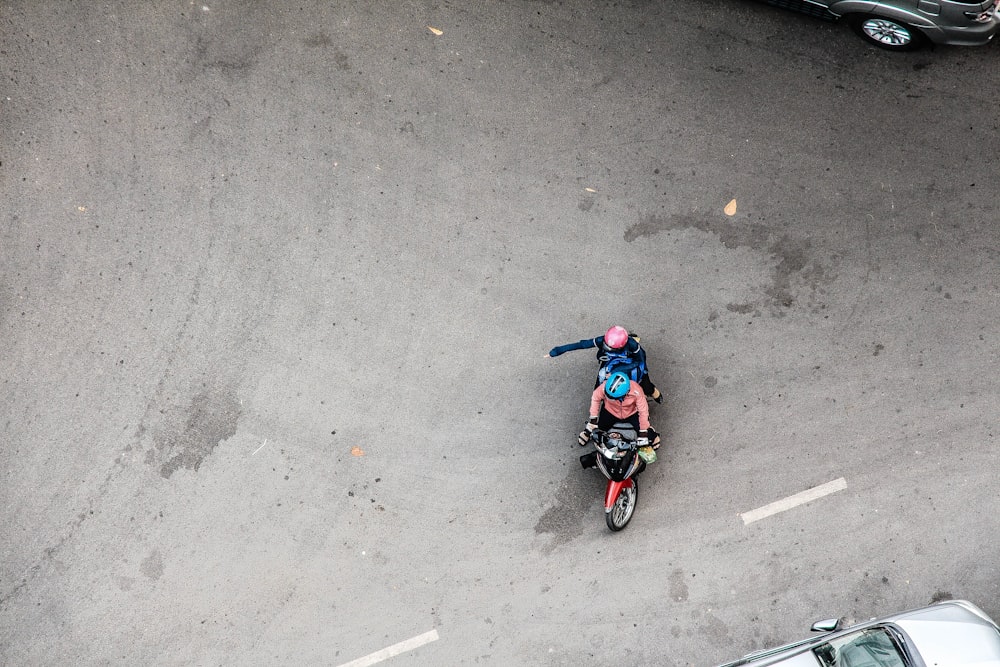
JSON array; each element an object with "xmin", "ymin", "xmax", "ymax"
[{"xmin": 579, "ymin": 452, "xmax": 598, "ymax": 469}]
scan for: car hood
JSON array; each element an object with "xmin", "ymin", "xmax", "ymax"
[{"xmin": 895, "ymin": 604, "xmax": 1000, "ymax": 666}]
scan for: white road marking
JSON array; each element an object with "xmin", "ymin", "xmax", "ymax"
[
  {"xmin": 740, "ymin": 477, "xmax": 847, "ymax": 525},
  {"xmin": 252, "ymin": 439, "xmax": 267, "ymax": 456},
  {"xmin": 336, "ymin": 629, "xmax": 440, "ymax": 667}
]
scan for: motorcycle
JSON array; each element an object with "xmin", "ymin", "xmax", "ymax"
[{"xmin": 580, "ymin": 423, "xmax": 657, "ymax": 531}]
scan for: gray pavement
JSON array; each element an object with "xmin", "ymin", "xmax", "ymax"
[{"xmin": 2, "ymin": 1, "xmax": 999, "ymax": 665}]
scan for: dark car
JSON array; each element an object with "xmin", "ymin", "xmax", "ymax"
[{"xmin": 759, "ymin": 0, "xmax": 1000, "ymax": 49}]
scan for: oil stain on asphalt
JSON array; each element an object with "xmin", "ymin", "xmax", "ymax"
[
  {"xmin": 154, "ymin": 386, "xmax": 241, "ymax": 479},
  {"xmin": 624, "ymin": 211, "xmax": 832, "ymax": 312},
  {"xmin": 534, "ymin": 467, "xmax": 601, "ymax": 551}
]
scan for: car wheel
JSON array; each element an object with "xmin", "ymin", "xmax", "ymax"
[{"xmin": 847, "ymin": 14, "xmax": 925, "ymax": 51}]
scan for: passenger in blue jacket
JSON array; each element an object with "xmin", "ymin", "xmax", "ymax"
[{"xmin": 548, "ymin": 325, "xmax": 663, "ymax": 403}]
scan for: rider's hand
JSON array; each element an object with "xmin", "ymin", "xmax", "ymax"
[{"xmin": 640, "ymin": 428, "xmax": 661, "ymax": 449}]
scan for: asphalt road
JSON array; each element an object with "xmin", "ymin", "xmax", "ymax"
[{"xmin": 2, "ymin": 1, "xmax": 999, "ymax": 665}]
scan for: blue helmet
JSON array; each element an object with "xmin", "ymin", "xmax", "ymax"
[{"xmin": 604, "ymin": 372, "xmax": 630, "ymax": 400}]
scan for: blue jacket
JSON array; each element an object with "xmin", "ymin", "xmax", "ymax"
[{"xmin": 549, "ymin": 334, "xmax": 648, "ymax": 380}]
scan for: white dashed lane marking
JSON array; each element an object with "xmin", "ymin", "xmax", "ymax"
[
  {"xmin": 336, "ymin": 629, "xmax": 440, "ymax": 667},
  {"xmin": 740, "ymin": 477, "xmax": 847, "ymax": 525}
]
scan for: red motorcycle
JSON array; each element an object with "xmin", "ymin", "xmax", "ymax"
[{"xmin": 580, "ymin": 423, "xmax": 656, "ymax": 531}]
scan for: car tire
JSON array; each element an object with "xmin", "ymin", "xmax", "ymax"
[{"xmin": 846, "ymin": 14, "xmax": 925, "ymax": 51}]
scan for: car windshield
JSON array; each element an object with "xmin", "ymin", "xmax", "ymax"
[{"xmin": 813, "ymin": 627, "xmax": 908, "ymax": 667}]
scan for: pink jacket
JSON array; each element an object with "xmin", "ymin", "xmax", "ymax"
[{"xmin": 590, "ymin": 383, "xmax": 650, "ymax": 430}]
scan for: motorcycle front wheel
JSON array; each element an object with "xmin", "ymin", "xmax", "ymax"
[{"xmin": 606, "ymin": 478, "xmax": 638, "ymax": 531}]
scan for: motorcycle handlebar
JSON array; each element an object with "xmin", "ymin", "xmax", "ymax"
[
  {"xmin": 590, "ymin": 430, "xmax": 639, "ymax": 459},
  {"xmin": 589, "ymin": 428, "xmax": 638, "ymax": 443}
]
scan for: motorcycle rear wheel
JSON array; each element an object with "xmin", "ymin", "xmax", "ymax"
[{"xmin": 606, "ymin": 479, "xmax": 638, "ymax": 531}]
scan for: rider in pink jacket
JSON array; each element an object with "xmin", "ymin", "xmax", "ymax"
[
  {"xmin": 579, "ymin": 372, "xmax": 659, "ymax": 448},
  {"xmin": 590, "ymin": 380, "xmax": 650, "ymax": 431}
]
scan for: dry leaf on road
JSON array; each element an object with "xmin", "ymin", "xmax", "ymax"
[{"xmin": 724, "ymin": 199, "xmax": 737, "ymax": 216}]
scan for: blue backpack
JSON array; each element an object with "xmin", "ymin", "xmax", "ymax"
[{"xmin": 597, "ymin": 348, "xmax": 645, "ymax": 383}]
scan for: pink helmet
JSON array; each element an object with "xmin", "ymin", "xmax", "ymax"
[{"xmin": 604, "ymin": 325, "xmax": 629, "ymax": 350}]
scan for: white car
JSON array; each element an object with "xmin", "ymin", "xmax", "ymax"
[{"xmin": 718, "ymin": 599, "xmax": 1000, "ymax": 666}]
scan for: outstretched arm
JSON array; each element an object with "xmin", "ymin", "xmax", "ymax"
[{"xmin": 548, "ymin": 337, "xmax": 599, "ymax": 357}]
